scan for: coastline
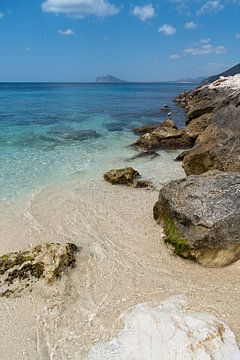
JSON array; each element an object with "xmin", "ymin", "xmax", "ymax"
[{"xmin": 0, "ymin": 79, "xmax": 240, "ymax": 359}]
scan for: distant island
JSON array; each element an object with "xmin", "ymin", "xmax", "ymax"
[
  {"xmin": 175, "ymin": 76, "xmax": 205, "ymax": 83},
  {"xmin": 203, "ymin": 63, "xmax": 240, "ymax": 84},
  {"xmin": 96, "ymin": 75, "xmax": 127, "ymax": 83}
]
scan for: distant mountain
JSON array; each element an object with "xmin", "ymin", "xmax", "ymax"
[
  {"xmin": 96, "ymin": 75, "xmax": 127, "ymax": 83},
  {"xmin": 203, "ymin": 63, "xmax": 240, "ymax": 84},
  {"xmin": 175, "ymin": 76, "xmax": 205, "ymax": 83}
]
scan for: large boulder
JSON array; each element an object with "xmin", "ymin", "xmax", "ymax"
[
  {"xmin": 0, "ymin": 242, "xmax": 78, "ymax": 297},
  {"xmin": 153, "ymin": 171, "xmax": 240, "ymax": 267}
]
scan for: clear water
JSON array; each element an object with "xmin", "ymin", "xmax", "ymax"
[{"xmin": 0, "ymin": 82, "xmax": 196, "ymax": 201}]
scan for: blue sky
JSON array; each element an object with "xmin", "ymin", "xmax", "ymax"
[{"xmin": 0, "ymin": 0, "xmax": 239, "ymax": 81}]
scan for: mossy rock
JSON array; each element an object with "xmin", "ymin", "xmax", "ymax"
[{"xmin": 0, "ymin": 242, "xmax": 78, "ymax": 298}]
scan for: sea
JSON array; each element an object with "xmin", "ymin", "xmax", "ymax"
[{"xmin": 0, "ymin": 82, "xmax": 196, "ymax": 202}]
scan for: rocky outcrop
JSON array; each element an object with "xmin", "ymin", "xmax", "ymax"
[
  {"xmin": 153, "ymin": 171, "xmax": 240, "ymax": 267},
  {"xmin": 175, "ymin": 78, "xmax": 240, "ymax": 175},
  {"xmin": 0, "ymin": 242, "xmax": 78, "ymax": 297},
  {"xmin": 104, "ymin": 167, "xmax": 153, "ymax": 189},
  {"xmin": 132, "ymin": 119, "xmax": 193, "ymax": 150}
]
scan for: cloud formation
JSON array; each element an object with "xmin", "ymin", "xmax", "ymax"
[
  {"xmin": 159, "ymin": 24, "xmax": 176, "ymax": 36},
  {"xmin": 170, "ymin": 54, "xmax": 181, "ymax": 59},
  {"xmin": 184, "ymin": 43, "xmax": 226, "ymax": 55},
  {"xmin": 58, "ymin": 28, "xmax": 75, "ymax": 35},
  {"xmin": 185, "ymin": 21, "xmax": 197, "ymax": 29},
  {"xmin": 197, "ymin": 0, "xmax": 224, "ymax": 15},
  {"xmin": 42, "ymin": 0, "xmax": 119, "ymax": 18},
  {"xmin": 235, "ymin": 33, "xmax": 240, "ymax": 39},
  {"xmin": 0, "ymin": 11, "xmax": 4, "ymax": 18},
  {"xmin": 132, "ymin": 4, "xmax": 155, "ymax": 21}
]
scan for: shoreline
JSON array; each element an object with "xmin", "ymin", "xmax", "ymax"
[{"xmin": 0, "ymin": 178, "xmax": 240, "ymax": 359}]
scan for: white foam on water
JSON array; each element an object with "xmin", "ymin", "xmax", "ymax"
[{"xmin": 89, "ymin": 296, "xmax": 240, "ymax": 360}]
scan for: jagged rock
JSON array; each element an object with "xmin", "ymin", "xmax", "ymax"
[
  {"xmin": 127, "ymin": 150, "xmax": 160, "ymax": 161},
  {"xmin": 133, "ymin": 124, "xmax": 160, "ymax": 135},
  {"xmin": 0, "ymin": 243, "xmax": 78, "ymax": 297},
  {"xmin": 153, "ymin": 171, "xmax": 240, "ymax": 267},
  {"xmin": 104, "ymin": 167, "xmax": 140, "ymax": 186},
  {"xmin": 175, "ymin": 149, "xmax": 191, "ymax": 161},
  {"xmin": 133, "ymin": 126, "xmax": 193, "ymax": 150},
  {"xmin": 183, "ymin": 133, "xmax": 240, "ymax": 175}
]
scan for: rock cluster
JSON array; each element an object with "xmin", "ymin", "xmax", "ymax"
[
  {"xmin": 154, "ymin": 76, "xmax": 240, "ymax": 267},
  {"xmin": 175, "ymin": 81, "xmax": 240, "ymax": 175},
  {"xmin": 0, "ymin": 242, "xmax": 78, "ymax": 297}
]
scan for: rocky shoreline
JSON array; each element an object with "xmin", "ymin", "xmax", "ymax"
[{"xmin": 154, "ymin": 75, "xmax": 240, "ymax": 266}]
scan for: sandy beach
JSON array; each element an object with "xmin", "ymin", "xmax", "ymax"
[{"xmin": 0, "ymin": 178, "xmax": 239, "ymax": 359}]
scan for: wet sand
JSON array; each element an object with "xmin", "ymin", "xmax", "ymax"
[{"xmin": 0, "ymin": 179, "xmax": 240, "ymax": 359}]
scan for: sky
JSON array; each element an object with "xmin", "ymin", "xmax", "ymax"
[{"xmin": 0, "ymin": 0, "xmax": 239, "ymax": 81}]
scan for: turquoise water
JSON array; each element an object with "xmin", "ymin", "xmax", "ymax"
[{"xmin": 0, "ymin": 82, "xmax": 196, "ymax": 201}]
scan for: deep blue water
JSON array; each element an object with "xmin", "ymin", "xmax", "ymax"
[{"xmin": 0, "ymin": 82, "xmax": 197, "ymax": 201}]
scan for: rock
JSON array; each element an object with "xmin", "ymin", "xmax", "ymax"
[
  {"xmin": 127, "ymin": 150, "xmax": 160, "ymax": 161},
  {"xmin": 175, "ymin": 149, "xmax": 191, "ymax": 161},
  {"xmin": 64, "ymin": 129, "xmax": 99, "ymax": 141},
  {"xmin": 174, "ymin": 79, "xmax": 240, "ymax": 175},
  {"xmin": 132, "ymin": 124, "xmax": 160, "ymax": 135},
  {"xmin": 183, "ymin": 134, "xmax": 240, "ymax": 175},
  {"xmin": 161, "ymin": 118, "xmax": 178, "ymax": 129},
  {"xmin": 0, "ymin": 242, "xmax": 78, "ymax": 297},
  {"xmin": 133, "ymin": 126, "xmax": 193, "ymax": 150},
  {"xmin": 134, "ymin": 179, "xmax": 154, "ymax": 189},
  {"xmin": 104, "ymin": 167, "xmax": 154, "ymax": 189},
  {"xmin": 104, "ymin": 123, "xmax": 124, "ymax": 132},
  {"xmin": 104, "ymin": 167, "xmax": 140, "ymax": 186},
  {"xmin": 89, "ymin": 296, "xmax": 240, "ymax": 360},
  {"xmin": 153, "ymin": 171, "xmax": 240, "ymax": 267}
]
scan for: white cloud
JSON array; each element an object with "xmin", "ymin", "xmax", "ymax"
[
  {"xmin": 132, "ymin": 4, "xmax": 155, "ymax": 21},
  {"xmin": 42, "ymin": 0, "xmax": 120, "ymax": 18},
  {"xmin": 184, "ymin": 21, "xmax": 197, "ymax": 29},
  {"xmin": 201, "ymin": 38, "xmax": 211, "ymax": 43},
  {"xmin": 235, "ymin": 33, "xmax": 240, "ymax": 39},
  {"xmin": 0, "ymin": 11, "xmax": 4, "ymax": 18},
  {"xmin": 25, "ymin": 46, "xmax": 31, "ymax": 51},
  {"xmin": 184, "ymin": 43, "xmax": 226, "ymax": 56},
  {"xmin": 170, "ymin": 54, "xmax": 181, "ymax": 59},
  {"xmin": 197, "ymin": 0, "xmax": 224, "ymax": 15},
  {"xmin": 159, "ymin": 24, "xmax": 176, "ymax": 36},
  {"xmin": 58, "ymin": 28, "xmax": 75, "ymax": 35}
]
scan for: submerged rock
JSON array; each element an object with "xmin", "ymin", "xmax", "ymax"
[
  {"xmin": 89, "ymin": 296, "xmax": 240, "ymax": 360},
  {"xmin": 127, "ymin": 150, "xmax": 160, "ymax": 161},
  {"xmin": 153, "ymin": 171, "xmax": 240, "ymax": 267},
  {"xmin": 104, "ymin": 167, "xmax": 153, "ymax": 189},
  {"xmin": 64, "ymin": 129, "xmax": 99, "ymax": 141},
  {"xmin": 0, "ymin": 242, "xmax": 78, "ymax": 297}
]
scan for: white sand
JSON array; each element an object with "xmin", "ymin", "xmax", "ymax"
[{"xmin": 0, "ymin": 179, "xmax": 240, "ymax": 359}]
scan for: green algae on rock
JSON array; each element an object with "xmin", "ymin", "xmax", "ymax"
[{"xmin": 0, "ymin": 242, "xmax": 78, "ymax": 297}]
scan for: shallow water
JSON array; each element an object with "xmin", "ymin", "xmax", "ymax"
[
  {"xmin": 0, "ymin": 82, "xmax": 195, "ymax": 201},
  {"xmin": 0, "ymin": 180, "xmax": 240, "ymax": 359}
]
